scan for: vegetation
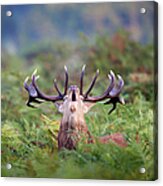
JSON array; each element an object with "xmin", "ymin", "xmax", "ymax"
[{"xmin": 1, "ymin": 31, "xmax": 157, "ymax": 180}]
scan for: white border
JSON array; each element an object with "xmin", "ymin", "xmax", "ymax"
[
  {"xmin": 1, "ymin": 0, "xmax": 158, "ymax": 5},
  {"xmin": 1, "ymin": 0, "xmax": 162, "ymax": 186}
]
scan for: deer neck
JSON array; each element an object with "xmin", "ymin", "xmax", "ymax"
[
  {"xmin": 62, "ymin": 112, "xmax": 86, "ymax": 132},
  {"xmin": 58, "ymin": 104, "xmax": 89, "ymax": 150}
]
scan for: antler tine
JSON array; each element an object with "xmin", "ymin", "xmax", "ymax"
[
  {"xmin": 32, "ymin": 73, "xmax": 64, "ymax": 101},
  {"xmin": 26, "ymin": 101, "xmax": 36, "ymax": 108},
  {"xmin": 81, "ymin": 69, "xmax": 124, "ymax": 114},
  {"xmin": 84, "ymin": 69, "xmax": 99, "ymax": 98},
  {"xmin": 109, "ymin": 74, "xmax": 124, "ymax": 97},
  {"xmin": 80, "ymin": 64, "xmax": 86, "ymax": 95},
  {"xmin": 31, "ymin": 68, "xmax": 38, "ymax": 77},
  {"xmin": 84, "ymin": 70, "xmax": 115, "ymax": 102},
  {"xmin": 26, "ymin": 96, "xmax": 43, "ymax": 108},
  {"xmin": 53, "ymin": 66, "xmax": 68, "ymax": 96},
  {"xmin": 24, "ymin": 75, "xmax": 38, "ymax": 97},
  {"xmin": 32, "ymin": 73, "xmax": 44, "ymax": 98},
  {"xmin": 54, "ymin": 79, "xmax": 63, "ymax": 96},
  {"xmin": 104, "ymin": 96, "xmax": 125, "ymax": 115},
  {"xmin": 64, "ymin": 65, "xmax": 69, "ymax": 95},
  {"xmin": 24, "ymin": 69, "xmax": 64, "ymax": 108},
  {"xmin": 103, "ymin": 70, "xmax": 116, "ymax": 95},
  {"xmin": 104, "ymin": 74, "xmax": 125, "ymax": 114},
  {"xmin": 24, "ymin": 76, "xmax": 30, "ymax": 91}
]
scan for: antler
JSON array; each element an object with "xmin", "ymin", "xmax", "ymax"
[
  {"xmin": 24, "ymin": 67, "xmax": 68, "ymax": 107},
  {"xmin": 80, "ymin": 65, "xmax": 125, "ymax": 114}
]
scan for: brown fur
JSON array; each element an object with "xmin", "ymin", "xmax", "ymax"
[{"xmin": 56, "ymin": 88, "xmax": 127, "ymax": 150}]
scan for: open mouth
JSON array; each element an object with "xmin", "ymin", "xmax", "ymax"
[{"xmin": 72, "ymin": 90, "xmax": 76, "ymax": 101}]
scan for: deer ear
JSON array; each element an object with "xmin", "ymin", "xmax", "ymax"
[
  {"xmin": 83, "ymin": 102, "xmax": 96, "ymax": 113},
  {"xmin": 55, "ymin": 102, "xmax": 64, "ymax": 113}
]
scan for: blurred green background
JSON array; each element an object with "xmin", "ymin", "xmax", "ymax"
[{"xmin": 1, "ymin": 2, "xmax": 157, "ymax": 180}]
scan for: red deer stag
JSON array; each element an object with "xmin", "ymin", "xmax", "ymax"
[{"xmin": 24, "ymin": 65, "xmax": 126, "ymax": 150}]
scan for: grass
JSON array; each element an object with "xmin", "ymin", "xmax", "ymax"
[{"xmin": 1, "ymin": 91, "xmax": 156, "ymax": 179}]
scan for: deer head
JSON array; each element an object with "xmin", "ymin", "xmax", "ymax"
[{"xmin": 24, "ymin": 65, "xmax": 125, "ymax": 150}]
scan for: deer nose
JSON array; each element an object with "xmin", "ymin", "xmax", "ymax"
[
  {"xmin": 72, "ymin": 89, "xmax": 76, "ymax": 102},
  {"xmin": 70, "ymin": 105, "xmax": 76, "ymax": 112}
]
